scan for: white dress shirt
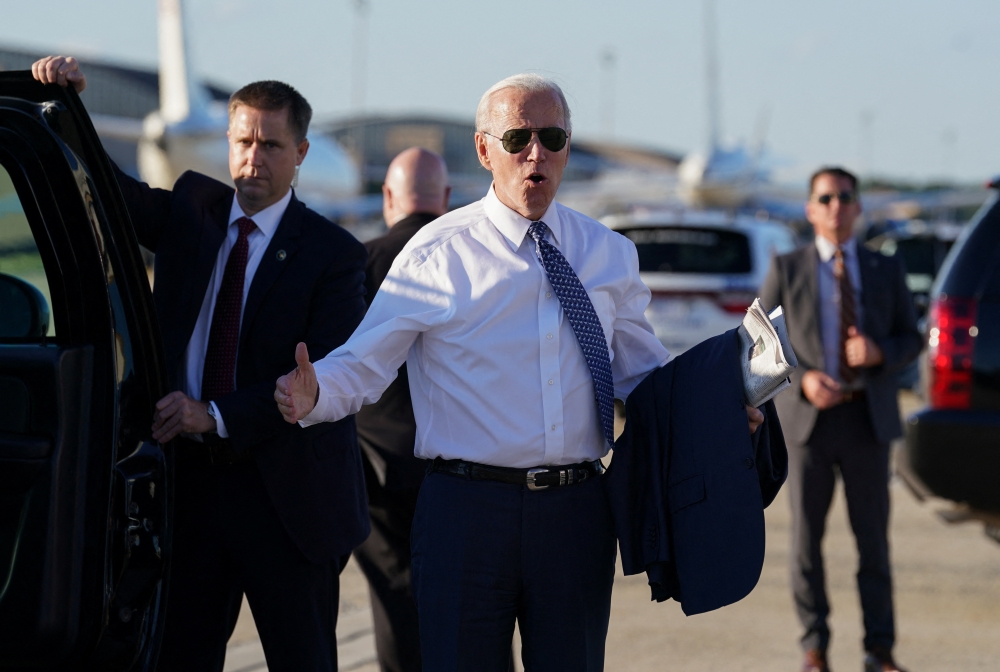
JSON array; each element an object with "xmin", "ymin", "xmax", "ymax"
[
  {"xmin": 302, "ymin": 186, "xmax": 671, "ymax": 468},
  {"xmin": 183, "ymin": 188, "xmax": 292, "ymax": 437},
  {"xmin": 815, "ymin": 235, "xmax": 863, "ymax": 386}
]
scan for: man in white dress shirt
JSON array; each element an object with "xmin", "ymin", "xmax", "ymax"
[{"xmin": 276, "ymin": 74, "xmax": 763, "ymax": 671}]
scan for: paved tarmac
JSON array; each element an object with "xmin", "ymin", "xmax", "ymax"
[{"xmin": 224, "ymin": 394, "xmax": 1000, "ymax": 671}]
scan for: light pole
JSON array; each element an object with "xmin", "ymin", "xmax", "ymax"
[
  {"xmin": 941, "ymin": 128, "xmax": 957, "ymax": 182},
  {"xmin": 600, "ymin": 47, "xmax": 617, "ymax": 138},
  {"xmin": 858, "ymin": 109, "xmax": 875, "ymax": 177},
  {"xmin": 351, "ymin": 0, "xmax": 370, "ymax": 112},
  {"xmin": 703, "ymin": 0, "xmax": 721, "ymax": 152}
]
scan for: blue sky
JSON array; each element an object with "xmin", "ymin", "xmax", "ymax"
[{"xmin": 3, "ymin": 0, "xmax": 998, "ymax": 185}]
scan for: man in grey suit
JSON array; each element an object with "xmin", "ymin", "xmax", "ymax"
[{"xmin": 760, "ymin": 167, "xmax": 921, "ymax": 672}]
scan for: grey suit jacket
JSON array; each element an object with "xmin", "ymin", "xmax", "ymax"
[{"xmin": 759, "ymin": 242, "xmax": 922, "ymax": 446}]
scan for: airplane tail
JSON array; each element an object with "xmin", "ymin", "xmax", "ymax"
[
  {"xmin": 157, "ymin": 0, "xmax": 212, "ymax": 124},
  {"xmin": 138, "ymin": 0, "xmax": 360, "ymax": 200}
]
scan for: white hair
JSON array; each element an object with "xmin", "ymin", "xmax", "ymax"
[{"xmin": 474, "ymin": 73, "xmax": 572, "ymax": 134}]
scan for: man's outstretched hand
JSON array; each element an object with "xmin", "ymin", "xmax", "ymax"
[
  {"xmin": 31, "ymin": 56, "xmax": 87, "ymax": 93},
  {"xmin": 275, "ymin": 342, "xmax": 319, "ymax": 423}
]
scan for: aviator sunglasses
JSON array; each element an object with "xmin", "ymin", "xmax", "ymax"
[
  {"xmin": 814, "ymin": 191, "xmax": 857, "ymax": 206},
  {"xmin": 483, "ymin": 127, "xmax": 569, "ymax": 153}
]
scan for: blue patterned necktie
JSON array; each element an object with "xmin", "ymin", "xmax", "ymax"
[{"xmin": 527, "ymin": 221, "xmax": 615, "ymax": 447}]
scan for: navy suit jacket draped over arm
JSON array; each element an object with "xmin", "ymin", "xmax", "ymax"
[{"xmin": 603, "ymin": 329, "xmax": 787, "ymax": 615}]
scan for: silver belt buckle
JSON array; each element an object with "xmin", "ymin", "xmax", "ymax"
[{"xmin": 526, "ymin": 468, "xmax": 550, "ymax": 491}]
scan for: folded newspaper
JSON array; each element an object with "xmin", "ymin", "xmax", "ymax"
[{"xmin": 737, "ymin": 298, "xmax": 799, "ymax": 408}]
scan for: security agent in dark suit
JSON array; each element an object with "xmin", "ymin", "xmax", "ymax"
[
  {"xmin": 32, "ymin": 58, "xmax": 369, "ymax": 672},
  {"xmin": 760, "ymin": 167, "xmax": 921, "ymax": 672},
  {"xmin": 353, "ymin": 147, "xmax": 450, "ymax": 672}
]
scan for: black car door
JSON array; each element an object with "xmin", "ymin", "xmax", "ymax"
[{"xmin": 0, "ymin": 73, "xmax": 170, "ymax": 670}]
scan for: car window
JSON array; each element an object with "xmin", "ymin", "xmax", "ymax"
[
  {"xmin": 619, "ymin": 226, "xmax": 752, "ymax": 274},
  {"xmin": 894, "ymin": 238, "xmax": 937, "ymax": 275},
  {"xmin": 983, "ymin": 255, "xmax": 1000, "ymax": 298},
  {"xmin": 0, "ymin": 161, "xmax": 55, "ymax": 338}
]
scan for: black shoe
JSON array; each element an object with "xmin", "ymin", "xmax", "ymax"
[{"xmin": 864, "ymin": 647, "xmax": 908, "ymax": 672}]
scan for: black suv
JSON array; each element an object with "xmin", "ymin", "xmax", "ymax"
[
  {"xmin": 0, "ymin": 74, "xmax": 170, "ymax": 668},
  {"xmin": 905, "ymin": 178, "xmax": 1000, "ymax": 524},
  {"xmin": 866, "ymin": 220, "xmax": 961, "ymax": 322}
]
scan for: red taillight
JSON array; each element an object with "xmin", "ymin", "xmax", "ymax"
[
  {"xmin": 927, "ymin": 296, "xmax": 978, "ymax": 409},
  {"xmin": 716, "ymin": 292, "xmax": 756, "ymax": 314}
]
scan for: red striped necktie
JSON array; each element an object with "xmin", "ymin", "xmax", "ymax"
[
  {"xmin": 834, "ymin": 246, "xmax": 858, "ymax": 385},
  {"xmin": 202, "ymin": 217, "xmax": 256, "ymax": 401}
]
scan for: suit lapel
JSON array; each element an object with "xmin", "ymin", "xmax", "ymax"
[
  {"xmin": 788, "ymin": 246, "xmax": 824, "ymax": 368},
  {"xmin": 239, "ymin": 196, "xmax": 304, "ymax": 346},
  {"xmin": 178, "ymin": 196, "xmax": 230, "ymax": 350},
  {"xmin": 857, "ymin": 245, "xmax": 879, "ymax": 334}
]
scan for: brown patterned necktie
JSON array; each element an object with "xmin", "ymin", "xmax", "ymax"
[
  {"xmin": 202, "ymin": 217, "xmax": 256, "ymax": 401},
  {"xmin": 834, "ymin": 247, "xmax": 858, "ymax": 385}
]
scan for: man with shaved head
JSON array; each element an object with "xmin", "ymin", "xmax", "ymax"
[
  {"xmin": 276, "ymin": 74, "xmax": 764, "ymax": 671},
  {"xmin": 354, "ymin": 147, "xmax": 450, "ymax": 672}
]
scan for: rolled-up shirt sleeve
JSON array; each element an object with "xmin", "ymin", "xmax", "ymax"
[
  {"xmin": 610, "ymin": 234, "xmax": 672, "ymax": 400},
  {"xmin": 300, "ymin": 249, "xmax": 453, "ymax": 427}
]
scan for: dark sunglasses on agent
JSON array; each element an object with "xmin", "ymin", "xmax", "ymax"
[
  {"xmin": 814, "ymin": 191, "xmax": 857, "ymax": 206},
  {"xmin": 483, "ymin": 127, "xmax": 569, "ymax": 154}
]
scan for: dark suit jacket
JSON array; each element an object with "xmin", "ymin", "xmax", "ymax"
[
  {"xmin": 759, "ymin": 242, "xmax": 922, "ymax": 446},
  {"xmin": 354, "ymin": 213, "xmax": 437, "ymax": 490},
  {"xmin": 603, "ymin": 330, "xmax": 788, "ymax": 616},
  {"xmin": 114, "ymin": 166, "xmax": 370, "ymax": 563}
]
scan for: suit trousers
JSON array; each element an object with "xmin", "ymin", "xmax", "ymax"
[
  {"xmin": 411, "ymin": 470, "xmax": 617, "ymax": 672},
  {"xmin": 787, "ymin": 400, "xmax": 895, "ymax": 653},
  {"xmin": 157, "ymin": 443, "xmax": 344, "ymax": 672},
  {"xmin": 353, "ymin": 454, "xmax": 424, "ymax": 672}
]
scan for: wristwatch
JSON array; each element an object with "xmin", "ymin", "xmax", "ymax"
[{"xmin": 205, "ymin": 402, "xmax": 219, "ymax": 432}]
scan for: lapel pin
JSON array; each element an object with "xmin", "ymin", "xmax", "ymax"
[{"xmin": 276, "ymin": 249, "xmax": 287, "ymax": 261}]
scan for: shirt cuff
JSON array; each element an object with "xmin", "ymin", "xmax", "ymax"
[{"xmin": 210, "ymin": 401, "xmax": 229, "ymax": 438}]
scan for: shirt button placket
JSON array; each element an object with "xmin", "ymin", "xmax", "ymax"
[{"xmin": 538, "ymin": 280, "xmax": 563, "ymax": 462}]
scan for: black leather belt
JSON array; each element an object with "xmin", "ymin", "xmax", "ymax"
[
  {"xmin": 175, "ymin": 435, "xmax": 254, "ymax": 466},
  {"xmin": 431, "ymin": 457, "xmax": 604, "ymax": 491},
  {"xmin": 841, "ymin": 389, "xmax": 867, "ymax": 403}
]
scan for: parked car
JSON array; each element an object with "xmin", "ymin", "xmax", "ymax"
[
  {"xmin": 866, "ymin": 220, "xmax": 963, "ymax": 390},
  {"xmin": 905, "ymin": 177, "xmax": 1000, "ymax": 524},
  {"xmin": 865, "ymin": 219, "xmax": 963, "ymax": 321},
  {"xmin": 0, "ymin": 73, "xmax": 169, "ymax": 668},
  {"xmin": 602, "ymin": 210, "xmax": 797, "ymax": 354}
]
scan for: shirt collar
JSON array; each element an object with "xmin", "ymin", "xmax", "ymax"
[
  {"xmin": 814, "ymin": 234, "xmax": 857, "ymax": 263},
  {"xmin": 228, "ymin": 188, "xmax": 293, "ymax": 239},
  {"xmin": 483, "ymin": 184, "xmax": 562, "ymax": 251}
]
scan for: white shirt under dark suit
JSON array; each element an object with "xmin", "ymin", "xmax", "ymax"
[
  {"xmin": 303, "ymin": 185, "xmax": 670, "ymax": 671},
  {"xmin": 760, "ymin": 234, "xmax": 922, "ymax": 658},
  {"xmin": 814, "ymin": 235, "xmax": 863, "ymax": 388},
  {"xmin": 183, "ymin": 189, "xmax": 291, "ymax": 438}
]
